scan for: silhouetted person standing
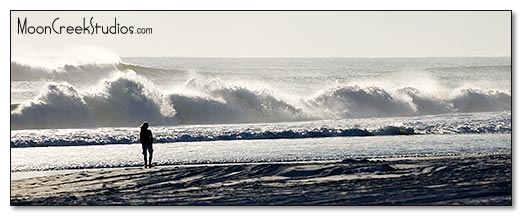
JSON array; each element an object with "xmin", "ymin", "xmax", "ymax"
[{"xmin": 140, "ymin": 122, "xmax": 154, "ymax": 168}]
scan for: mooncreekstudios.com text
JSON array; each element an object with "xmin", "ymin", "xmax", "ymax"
[{"xmin": 17, "ymin": 17, "xmax": 152, "ymax": 35}]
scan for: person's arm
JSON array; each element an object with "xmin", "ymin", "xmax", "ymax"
[{"xmin": 149, "ymin": 130, "xmax": 153, "ymax": 144}]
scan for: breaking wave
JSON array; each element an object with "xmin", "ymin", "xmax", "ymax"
[
  {"xmin": 11, "ymin": 61, "xmax": 511, "ymax": 130},
  {"xmin": 304, "ymin": 86, "xmax": 511, "ymax": 119},
  {"xmin": 11, "ymin": 125, "xmax": 416, "ymax": 148},
  {"xmin": 10, "ymin": 110, "xmax": 511, "ymax": 148},
  {"xmin": 11, "ymin": 72, "xmax": 176, "ymax": 129},
  {"xmin": 11, "ymin": 61, "xmax": 120, "ymax": 81},
  {"xmin": 169, "ymin": 91, "xmax": 304, "ymax": 125},
  {"xmin": 10, "ymin": 61, "xmax": 171, "ymax": 82}
]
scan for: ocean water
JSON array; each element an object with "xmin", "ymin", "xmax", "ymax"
[{"xmin": 10, "ymin": 56, "xmax": 512, "ymax": 172}]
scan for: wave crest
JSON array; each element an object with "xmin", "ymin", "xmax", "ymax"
[
  {"xmin": 306, "ymin": 86, "xmax": 511, "ymax": 119},
  {"xmin": 11, "ymin": 83, "xmax": 93, "ymax": 129},
  {"xmin": 307, "ymin": 86, "xmax": 414, "ymax": 118},
  {"xmin": 11, "ymin": 125, "xmax": 417, "ymax": 148},
  {"xmin": 12, "ymin": 72, "xmax": 175, "ymax": 129},
  {"xmin": 451, "ymin": 89, "xmax": 511, "ymax": 112},
  {"xmin": 10, "ymin": 110, "xmax": 512, "ymax": 147},
  {"xmin": 11, "ymin": 71, "xmax": 511, "ymax": 129},
  {"xmin": 11, "ymin": 61, "xmax": 120, "ymax": 81}
]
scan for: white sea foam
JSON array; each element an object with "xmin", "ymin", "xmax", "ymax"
[
  {"xmin": 12, "ymin": 71, "xmax": 176, "ymax": 129},
  {"xmin": 11, "ymin": 56, "xmax": 512, "ymax": 130},
  {"xmin": 11, "ymin": 65, "xmax": 511, "ymax": 130},
  {"xmin": 10, "ymin": 111, "xmax": 511, "ymax": 148}
]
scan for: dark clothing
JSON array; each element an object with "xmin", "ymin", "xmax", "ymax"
[
  {"xmin": 140, "ymin": 129, "xmax": 153, "ymax": 144},
  {"xmin": 140, "ymin": 129, "xmax": 153, "ymax": 155},
  {"xmin": 142, "ymin": 143, "xmax": 153, "ymax": 155}
]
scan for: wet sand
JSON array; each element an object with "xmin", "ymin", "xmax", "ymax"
[{"xmin": 11, "ymin": 154, "xmax": 511, "ymax": 206}]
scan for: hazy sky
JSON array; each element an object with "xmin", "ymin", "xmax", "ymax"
[{"xmin": 11, "ymin": 11, "xmax": 511, "ymax": 57}]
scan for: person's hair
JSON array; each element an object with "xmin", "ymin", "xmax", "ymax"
[{"xmin": 140, "ymin": 122, "xmax": 149, "ymax": 130}]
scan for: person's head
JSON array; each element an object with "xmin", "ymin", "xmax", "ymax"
[{"xmin": 140, "ymin": 122, "xmax": 149, "ymax": 130}]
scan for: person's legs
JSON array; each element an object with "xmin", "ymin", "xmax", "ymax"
[
  {"xmin": 142, "ymin": 144, "xmax": 148, "ymax": 168},
  {"xmin": 147, "ymin": 144, "xmax": 153, "ymax": 168}
]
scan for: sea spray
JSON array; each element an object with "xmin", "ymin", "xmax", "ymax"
[
  {"xmin": 11, "ymin": 70, "xmax": 511, "ymax": 129},
  {"xmin": 12, "ymin": 71, "xmax": 176, "ymax": 129},
  {"xmin": 11, "ymin": 57, "xmax": 512, "ymax": 129}
]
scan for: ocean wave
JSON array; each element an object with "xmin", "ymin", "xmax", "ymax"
[
  {"xmin": 10, "ymin": 60, "xmax": 177, "ymax": 82},
  {"xmin": 11, "ymin": 72, "xmax": 176, "ymax": 129},
  {"xmin": 451, "ymin": 89, "xmax": 511, "ymax": 112},
  {"xmin": 9, "ymin": 125, "xmax": 414, "ymax": 148},
  {"xmin": 169, "ymin": 90, "xmax": 305, "ymax": 124},
  {"xmin": 11, "ymin": 61, "xmax": 119, "ymax": 81},
  {"xmin": 304, "ymin": 85, "xmax": 510, "ymax": 118},
  {"xmin": 10, "ymin": 110, "xmax": 511, "ymax": 148},
  {"xmin": 11, "ymin": 62, "xmax": 511, "ymax": 129},
  {"xmin": 306, "ymin": 86, "xmax": 414, "ymax": 118}
]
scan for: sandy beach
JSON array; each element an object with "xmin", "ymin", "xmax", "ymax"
[{"xmin": 10, "ymin": 154, "xmax": 511, "ymax": 206}]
